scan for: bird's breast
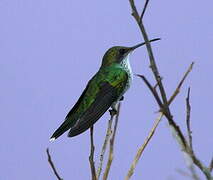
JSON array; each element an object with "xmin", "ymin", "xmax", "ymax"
[{"xmin": 120, "ymin": 55, "xmax": 133, "ymax": 92}]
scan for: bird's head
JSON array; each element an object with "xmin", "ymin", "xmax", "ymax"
[
  {"xmin": 101, "ymin": 46, "xmax": 131, "ymax": 67},
  {"xmin": 100, "ymin": 38, "xmax": 160, "ymax": 67}
]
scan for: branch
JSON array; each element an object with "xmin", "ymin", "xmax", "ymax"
[
  {"xmin": 128, "ymin": 0, "xmax": 212, "ymax": 179},
  {"xmin": 183, "ymin": 88, "xmax": 212, "ymax": 179},
  {"xmin": 129, "ymin": 0, "xmax": 187, "ymax": 152},
  {"xmin": 89, "ymin": 126, "xmax": 97, "ymax": 180},
  {"xmin": 184, "ymin": 88, "xmax": 200, "ymax": 180},
  {"xmin": 136, "ymin": 74, "xmax": 163, "ymax": 108},
  {"xmin": 96, "ymin": 110, "xmax": 115, "ymax": 179},
  {"xmin": 137, "ymin": 62, "xmax": 194, "ymax": 111},
  {"xmin": 125, "ymin": 112, "xmax": 163, "ymax": 180},
  {"xmin": 46, "ymin": 148, "xmax": 63, "ymax": 180},
  {"xmin": 186, "ymin": 87, "xmax": 193, "ymax": 149},
  {"xmin": 103, "ymin": 103, "xmax": 121, "ymax": 180},
  {"xmin": 139, "ymin": 0, "xmax": 150, "ymax": 23},
  {"xmin": 131, "ymin": 63, "xmax": 194, "ymax": 179},
  {"xmin": 129, "ymin": 0, "xmax": 170, "ymax": 114},
  {"xmin": 136, "ymin": 62, "xmax": 194, "ymax": 145},
  {"xmin": 168, "ymin": 63, "xmax": 194, "ymax": 105}
]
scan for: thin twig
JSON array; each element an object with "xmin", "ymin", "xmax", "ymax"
[
  {"xmin": 103, "ymin": 103, "xmax": 121, "ymax": 180},
  {"xmin": 96, "ymin": 112, "xmax": 115, "ymax": 179},
  {"xmin": 136, "ymin": 74, "xmax": 163, "ymax": 108},
  {"xmin": 186, "ymin": 87, "xmax": 193, "ymax": 149},
  {"xmin": 46, "ymin": 148, "xmax": 63, "ymax": 180},
  {"xmin": 185, "ymin": 88, "xmax": 200, "ymax": 180},
  {"xmin": 139, "ymin": 0, "xmax": 150, "ymax": 23},
  {"xmin": 89, "ymin": 126, "xmax": 97, "ymax": 180},
  {"xmin": 137, "ymin": 62, "xmax": 194, "ymax": 112},
  {"xmin": 168, "ymin": 63, "xmax": 194, "ymax": 105},
  {"xmin": 125, "ymin": 112, "xmax": 163, "ymax": 180}
]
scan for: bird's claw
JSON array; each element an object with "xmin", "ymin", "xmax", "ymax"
[
  {"xmin": 109, "ymin": 108, "xmax": 117, "ymax": 116},
  {"xmin": 119, "ymin": 96, "xmax": 124, "ymax": 101}
]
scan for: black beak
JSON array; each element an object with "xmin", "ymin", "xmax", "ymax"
[{"xmin": 128, "ymin": 38, "xmax": 161, "ymax": 52}]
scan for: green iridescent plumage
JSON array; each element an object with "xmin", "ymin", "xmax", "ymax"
[{"xmin": 50, "ymin": 42, "xmax": 149, "ymax": 140}]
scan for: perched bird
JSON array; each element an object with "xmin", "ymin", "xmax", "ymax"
[{"xmin": 50, "ymin": 39, "xmax": 159, "ymax": 141}]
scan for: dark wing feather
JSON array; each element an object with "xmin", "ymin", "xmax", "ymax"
[
  {"xmin": 50, "ymin": 84, "xmax": 90, "ymax": 140},
  {"xmin": 68, "ymin": 82, "xmax": 118, "ymax": 137}
]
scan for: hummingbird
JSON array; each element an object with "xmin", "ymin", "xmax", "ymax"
[{"xmin": 50, "ymin": 39, "xmax": 159, "ymax": 141}]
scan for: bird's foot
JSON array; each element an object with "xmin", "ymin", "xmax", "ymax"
[
  {"xmin": 119, "ymin": 96, "xmax": 124, "ymax": 101},
  {"xmin": 109, "ymin": 108, "xmax": 117, "ymax": 116}
]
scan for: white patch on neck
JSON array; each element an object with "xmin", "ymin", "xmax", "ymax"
[{"xmin": 120, "ymin": 54, "xmax": 133, "ymax": 81}]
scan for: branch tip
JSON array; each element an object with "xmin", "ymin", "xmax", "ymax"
[{"xmin": 46, "ymin": 148, "xmax": 63, "ymax": 180}]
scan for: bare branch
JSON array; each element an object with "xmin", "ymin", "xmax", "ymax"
[
  {"xmin": 46, "ymin": 148, "xmax": 63, "ymax": 180},
  {"xmin": 139, "ymin": 0, "xmax": 150, "ymax": 23},
  {"xmin": 128, "ymin": 0, "xmax": 212, "ymax": 179},
  {"xmin": 103, "ymin": 103, "xmax": 121, "ymax": 180},
  {"xmin": 129, "ymin": 0, "xmax": 140, "ymax": 21},
  {"xmin": 137, "ymin": 62, "xmax": 194, "ymax": 112},
  {"xmin": 136, "ymin": 74, "xmax": 163, "ymax": 108},
  {"xmin": 186, "ymin": 87, "xmax": 193, "ymax": 149},
  {"xmin": 184, "ymin": 88, "xmax": 200, "ymax": 180},
  {"xmin": 96, "ymin": 111, "xmax": 115, "ymax": 179},
  {"xmin": 129, "ymin": 0, "xmax": 175, "ymax": 128},
  {"xmin": 125, "ymin": 112, "xmax": 163, "ymax": 180},
  {"xmin": 89, "ymin": 126, "xmax": 97, "ymax": 180},
  {"xmin": 191, "ymin": 154, "xmax": 212, "ymax": 180}
]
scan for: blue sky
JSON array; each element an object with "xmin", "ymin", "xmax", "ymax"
[{"xmin": 1, "ymin": 0, "xmax": 213, "ymax": 179}]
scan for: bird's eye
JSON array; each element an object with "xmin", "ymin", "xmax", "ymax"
[{"xmin": 119, "ymin": 49, "xmax": 126, "ymax": 54}]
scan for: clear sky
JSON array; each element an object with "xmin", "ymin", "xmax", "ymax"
[{"xmin": 1, "ymin": 0, "xmax": 213, "ymax": 179}]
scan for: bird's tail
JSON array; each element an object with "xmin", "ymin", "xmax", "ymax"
[{"xmin": 50, "ymin": 120, "xmax": 72, "ymax": 141}]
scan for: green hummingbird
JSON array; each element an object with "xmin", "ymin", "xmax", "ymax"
[{"xmin": 50, "ymin": 39, "xmax": 159, "ymax": 141}]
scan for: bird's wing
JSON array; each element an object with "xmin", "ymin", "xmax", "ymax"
[
  {"xmin": 50, "ymin": 83, "xmax": 91, "ymax": 140},
  {"xmin": 50, "ymin": 67, "xmax": 128, "ymax": 139},
  {"xmin": 68, "ymin": 67, "xmax": 128, "ymax": 137}
]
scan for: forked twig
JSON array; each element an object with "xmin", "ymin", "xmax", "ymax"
[
  {"xmin": 103, "ymin": 103, "xmax": 121, "ymax": 180},
  {"xmin": 137, "ymin": 62, "xmax": 194, "ymax": 111},
  {"xmin": 89, "ymin": 126, "xmax": 97, "ymax": 180},
  {"xmin": 46, "ymin": 148, "xmax": 63, "ymax": 180}
]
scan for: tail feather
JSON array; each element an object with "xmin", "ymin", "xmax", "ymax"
[{"xmin": 50, "ymin": 120, "xmax": 72, "ymax": 140}]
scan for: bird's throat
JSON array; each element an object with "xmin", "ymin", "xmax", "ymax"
[{"xmin": 120, "ymin": 54, "xmax": 133, "ymax": 80}]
